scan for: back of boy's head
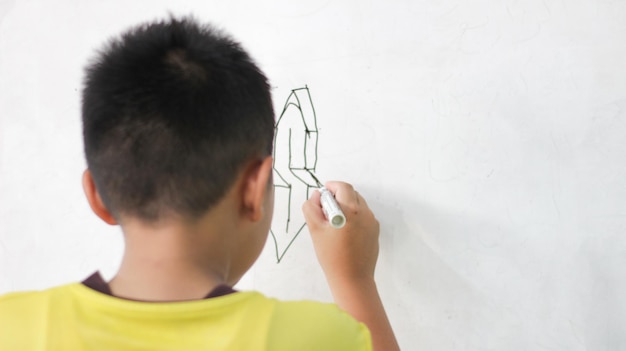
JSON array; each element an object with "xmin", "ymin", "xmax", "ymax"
[{"xmin": 82, "ymin": 16, "xmax": 274, "ymax": 222}]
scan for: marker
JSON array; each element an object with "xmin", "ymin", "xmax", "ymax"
[
  {"xmin": 309, "ymin": 173, "xmax": 346, "ymax": 228},
  {"xmin": 319, "ymin": 187, "xmax": 346, "ymax": 229}
]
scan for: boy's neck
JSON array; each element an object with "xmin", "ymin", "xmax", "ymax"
[
  {"xmin": 109, "ymin": 256, "xmax": 228, "ymax": 302},
  {"xmin": 109, "ymin": 214, "xmax": 237, "ymax": 302}
]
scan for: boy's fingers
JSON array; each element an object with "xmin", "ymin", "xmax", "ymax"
[
  {"xmin": 302, "ymin": 190, "xmax": 325, "ymax": 227},
  {"xmin": 355, "ymin": 191, "xmax": 369, "ymax": 208},
  {"xmin": 324, "ymin": 181, "xmax": 356, "ymax": 206},
  {"xmin": 324, "ymin": 181, "xmax": 352, "ymax": 194}
]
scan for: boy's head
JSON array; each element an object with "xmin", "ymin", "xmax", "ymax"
[{"xmin": 81, "ymin": 16, "xmax": 275, "ymax": 223}]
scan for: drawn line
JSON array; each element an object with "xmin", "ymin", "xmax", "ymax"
[
  {"xmin": 270, "ymin": 223, "xmax": 308, "ymax": 263},
  {"xmin": 270, "ymin": 85, "xmax": 321, "ymax": 263}
]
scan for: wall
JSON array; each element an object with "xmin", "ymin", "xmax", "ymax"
[{"xmin": 1, "ymin": 1, "xmax": 625, "ymax": 349}]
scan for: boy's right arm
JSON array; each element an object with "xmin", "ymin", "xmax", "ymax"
[{"xmin": 302, "ymin": 181, "xmax": 400, "ymax": 351}]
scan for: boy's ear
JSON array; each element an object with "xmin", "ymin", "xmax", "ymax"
[
  {"xmin": 82, "ymin": 169, "xmax": 117, "ymax": 225},
  {"xmin": 242, "ymin": 156, "xmax": 273, "ymax": 222}
]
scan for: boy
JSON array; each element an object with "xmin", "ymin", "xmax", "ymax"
[{"xmin": 0, "ymin": 16, "xmax": 399, "ymax": 350}]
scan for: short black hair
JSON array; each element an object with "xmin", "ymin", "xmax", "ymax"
[{"xmin": 82, "ymin": 16, "xmax": 274, "ymax": 221}]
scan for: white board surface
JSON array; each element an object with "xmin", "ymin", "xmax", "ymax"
[{"xmin": 1, "ymin": 1, "xmax": 626, "ymax": 349}]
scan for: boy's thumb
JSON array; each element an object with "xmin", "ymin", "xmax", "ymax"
[{"xmin": 302, "ymin": 190, "xmax": 326, "ymax": 229}]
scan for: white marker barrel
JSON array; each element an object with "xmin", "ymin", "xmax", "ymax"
[{"xmin": 319, "ymin": 187, "xmax": 346, "ymax": 229}]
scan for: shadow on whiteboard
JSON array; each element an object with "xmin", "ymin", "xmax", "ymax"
[{"xmin": 371, "ymin": 190, "xmax": 526, "ymax": 348}]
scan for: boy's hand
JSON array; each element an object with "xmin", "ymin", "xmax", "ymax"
[
  {"xmin": 302, "ymin": 181, "xmax": 400, "ymax": 351},
  {"xmin": 302, "ymin": 181, "xmax": 380, "ymax": 287}
]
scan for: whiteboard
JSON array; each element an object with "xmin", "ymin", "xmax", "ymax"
[{"xmin": 1, "ymin": 1, "xmax": 625, "ymax": 349}]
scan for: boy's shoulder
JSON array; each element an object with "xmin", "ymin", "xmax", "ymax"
[
  {"xmin": 0, "ymin": 287, "xmax": 54, "ymax": 313},
  {"xmin": 0, "ymin": 285, "xmax": 73, "ymax": 349},
  {"xmin": 0, "ymin": 284, "xmax": 372, "ymax": 351},
  {"xmin": 0, "ymin": 284, "xmax": 75, "ymax": 321},
  {"xmin": 266, "ymin": 298, "xmax": 373, "ymax": 350},
  {"xmin": 212, "ymin": 291, "xmax": 373, "ymax": 350}
]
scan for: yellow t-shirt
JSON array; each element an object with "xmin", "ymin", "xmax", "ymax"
[{"xmin": 0, "ymin": 283, "xmax": 372, "ymax": 350}]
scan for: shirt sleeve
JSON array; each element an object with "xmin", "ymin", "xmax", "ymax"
[{"xmin": 266, "ymin": 300, "xmax": 373, "ymax": 351}]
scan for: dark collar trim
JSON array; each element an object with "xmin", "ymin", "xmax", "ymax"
[{"xmin": 81, "ymin": 271, "xmax": 236, "ymax": 301}]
